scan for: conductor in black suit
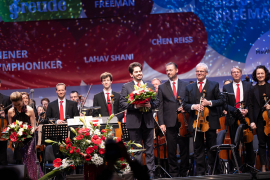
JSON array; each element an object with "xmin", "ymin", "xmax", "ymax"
[
  {"xmin": 157, "ymin": 62, "xmax": 189, "ymax": 177},
  {"xmin": 119, "ymin": 62, "xmax": 160, "ymax": 178},
  {"xmin": 92, "ymin": 72, "xmax": 122, "ymax": 117},
  {"xmin": 223, "ymin": 66, "xmax": 254, "ymax": 170},
  {"xmin": 46, "ymin": 83, "xmax": 79, "ymax": 123},
  {"xmin": 0, "ymin": 81, "xmax": 12, "ymax": 165},
  {"xmin": 184, "ymin": 63, "xmax": 223, "ymax": 175}
]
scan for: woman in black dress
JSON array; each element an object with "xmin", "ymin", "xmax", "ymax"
[
  {"xmin": 249, "ymin": 65, "xmax": 270, "ymax": 172},
  {"xmin": 7, "ymin": 91, "xmax": 43, "ymax": 179}
]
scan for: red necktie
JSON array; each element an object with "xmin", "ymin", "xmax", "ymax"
[
  {"xmin": 236, "ymin": 84, "xmax": 240, "ymax": 108},
  {"xmin": 106, "ymin": 93, "xmax": 112, "ymax": 115},
  {"xmin": 172, "ymin": 82, "xmax": 177, "ymax": 98},
  {"xmin": 60, "ymin": 101, "xmax": 64, "ymax": 120},
  {"xmin": 137, "ymin": 83, "xmax": 140, "ymax": 87},
  {"xmin": 199, "ymin": 82, "xmax": 203, "ymax": 93}
]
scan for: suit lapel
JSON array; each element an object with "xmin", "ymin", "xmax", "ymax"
[
  {"xmin": 228, "ymin": 83, "xmax": 236, "ymax": 103},
  {"xmin": 55, "ymin": 100, "xmax": 60, "ymax": 118},
  {"xmin": 177, "ymin": 79, "xmax": 182, "ymax": 99},
  {"xmin": 191, "ymin": 82, "xmax": 197, "ymax": 102},
  {"xmin": 0, "ymin": 94, "xmax": 3, "ymax": 105},
  {"xmin": 203, "ymin": 79, "xmax": 209, "ymax": 96},
  {"xmin": 165, "ymin": 80, "xmax": 175, "ymax": 99},
  {"xmin": 101, "ymin": 92, "xmax": 108, "ymax": 112},
  {"xmin": 242, "ymin": 81, "xmax": 247, "ymax": 104}
]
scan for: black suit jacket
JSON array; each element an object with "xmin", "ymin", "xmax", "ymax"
[
  {"xmin": 184, "ymin": 80, "xmax": 223, "ymax": 131},
  {"xmin": 249, "ymin": 83, "xmax": 270, "ymax": 124},
  {"xmin": 157, "ymin": 79, "xmax": 189, "ymax": 127},
  {"xmin": 0, "ymin": 93, "xmax": 12, "ymax": 120},
  {"xmin": 92, "ymin": 91, "xmax": 121, "ymax": 117},
  {"xmin": 46, "ymin": 99, "xmax": 79, "ymax": 119},
  {"xmin": 119, "ymin": 81, "xmax": 160, "ymax": 129},
  {"xmin": 223, "ymin": 81, "xmax": 252, "ymax": 125}
]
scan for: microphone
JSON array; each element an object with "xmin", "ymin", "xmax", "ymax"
[
  {"xmin": 39, "ymin": 112, "xmax": 45, "ymax": 116},
  {"xmin": 29, "ymin": 89, "xmax": 34, "ymax": 94}
]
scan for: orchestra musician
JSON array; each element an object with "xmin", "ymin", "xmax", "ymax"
[
  {"xmin": 249, "ymin": 65, "xmax": 270, "ymax": 172},
  {"xmin": 46, "ymin": 83, "xmax": 79, "ymax": 124},
  {"xmin": 223, "ymin": 66, "xmax": 254, "ymax": 171},
  {"xmin": 151, "ymin": 78, "xmax": 162, "ymax": 93},
  {"xmin": 157, "ymin": 62, "xmax": 189, "ymax": 177},
  {"xmin": 119, "ymin": 62, "xmax": 160, "ymax": 179},
  {"xmin": 183, "ymin": 63, "xmax": 223, "ymax": 175},
  {"xmin": 0, "ymin": 80, "xmax": 12, "ymax": 165},
  {"xmin": 41, "ymin": 97, "xmax": 50, "ymax": 111},
  {"xmin": 21, "ymin": 92, "xmax": 38, "ymax": 120},
  {"xmin": 92, "ymin": 72, "xmax": 122, "ymax": 117}
]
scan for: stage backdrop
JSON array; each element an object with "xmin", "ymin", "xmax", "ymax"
[{"xmin": 0, "ymin": 0, "xmax": 269, "ymax": 106}]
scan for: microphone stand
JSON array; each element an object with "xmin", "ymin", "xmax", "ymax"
[
  {"xmin": 110, "ymin": 94, "xmax": 114, "ymax": 115},
  {"xmin": 35, "ymin": 113, "xmax": 43, "ymax": 179}
]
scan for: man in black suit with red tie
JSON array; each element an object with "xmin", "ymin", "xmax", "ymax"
[
  {"xmin": 223, "ymin": 66, "xmax": 254, "ymax": 171},
  {"xmin": 120, "ymin": 62, "xmax": 160, "ymax": 179},
  {"xmin": 184, "ymin": 63, "xmax": 223, "ymax": 175},
  {"xmin": 0, "ymin": 80, "xmax": 12, "ymax": 165},
  {"xmin": 92, "ymin": 72, "xmax": 122, "ymax": 117},
  {"xmin": 157, "ymin": 62, "xmax": 189, "ymax": 177},
  {"xmin": 46, "ymin": 83, "xmax": 79, "ymax": 123}
]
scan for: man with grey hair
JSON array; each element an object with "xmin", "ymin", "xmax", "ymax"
[
  {"xmin": 151, "ymin": 78, "xmax": 162, "ymax": 93},
  {"xmin": 223, "ymin": 66, "xmax": 254, "ymax": 172},
  {"xmin": 184, "ymin": 62, "xmax": 223, "ymax": 175}
]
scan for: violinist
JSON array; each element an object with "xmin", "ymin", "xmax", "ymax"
[
  {"xmin": 183, "ymin": 63, "xmax": 223, "ymax": 175},
  {"xmin": 249, "ymin": 65, "xmax": 270, "ymax": 172},
  {"xmin": 223, "ymin": 66, "xmax": 254, "ymax": 172},
  {"xmin": 157, "ymin": 62, "xmax": 189, "ymax": 177},
  {"xmin": 0, "ymin": 80, "xmax": 12, "ymax": 165}
]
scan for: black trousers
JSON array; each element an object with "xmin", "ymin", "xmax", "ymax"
[
  {"xmin": 0, "ymin": 141, "xmax": 7, "ymax": 165},
  {"xmin": 229, "ymin": 122, "xmax": 254, "ymax": 168},
  {"xmin": 166, "ymin": 126, "xmax": 189, "ymax": 177},
  {"xmin": 257, "ymin": 119, "xmax": 270, "ymax": 166},
  {"xmin": 128, "ymin": 118, "xmax": 155, "ymax": 176},
  {"xmin": 193, "ymin": 129, "xmax": 217, "ymax": 175}
]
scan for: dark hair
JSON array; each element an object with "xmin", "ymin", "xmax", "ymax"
[
  {"xmin": 189, "ymin": 81, "xmax": 195, "ymax": 84},
  {"xmin": 100, "ymin": 72, "xmax": 113, "ymax": 82},
  {"xmin": 128, "ymin": 62, "xmax": 142, "ymax": 74},
  {"xmin": 41, "ymin": 97, "xmax": 50, "ymax": 104},
  {"xmin": 166, "ymin": 62, "xmax": 178, "ymax": 69},
  {"xmin": 224, "ymin": 79, "xmax": 233, "ymax": 85},
  {"xmin": 70, "ymin": 91, "xmax": 79, "ymax": 95},
  {"xmin": 252, "ymin": 65, "xmax": 270, "ymax": 82}
]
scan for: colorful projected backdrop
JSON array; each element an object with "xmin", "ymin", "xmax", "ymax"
[{"xmin": 0, "ymin": 0, "xmax": 270, "ymax": 90}]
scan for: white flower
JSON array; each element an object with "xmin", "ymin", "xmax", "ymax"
[
  {"xmin": 91, "ymin": 154, "xmax": 103, "ymax": 166},
  {"xmin": 94, "ymin": 129, "xmax": 100, "ymax": 135},
  {"xmin": 10, "ymin": 124, "xmax": 16, "ymax": 128},
  {"xmin": 86, "ymin": 140, "xmax": 92, "ymax": 144},
  {"xmin": 18, "ymin": 131, "xmax": 23, "ymax": 136},
  {"xmin": 23, "ymin": 124, "xmax": 28, "ymax": 129},
  {"xmin": 6, "ymin": 127, "xmax": 9, "ymax": 132},
  {"xmin": 99, "ymin": 141, "xmax": 105, "ymax": 149},
  {"xmin": 18, "ymin": 121, "xmax": 23, "ymax": 125}
]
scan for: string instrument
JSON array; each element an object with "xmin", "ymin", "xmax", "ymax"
[
  {"xmin": 177, "ymin": 96, "xmax": 190, "ymax": 137},
  {"xmin": 153, "ymin": 114, "xmax": 167, "ymax": 159},
  {"xmin": 193, "ymin": 90, "xmax": 209, "ymax": 141},
  {"xmin": 237, "ymin": 101, "xmax": 253, "ymax": 143},
  {"xmin": 262, "ymin": 94, "xmax": 270, "ymax": 136},
  {"xmin": 78, "ymin": 95, "xmax": 82, "ymax": 114},
  {"xmin": 217, "ymin": 116, "xmax": 231, "ymax": 160}
]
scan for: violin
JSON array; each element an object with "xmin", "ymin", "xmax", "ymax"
[
  {"xmin": 217, "ymin": 116, "xmax": 231, "ymax": 159},
  {"xmin": 177, "ymin": 96, "xmax": 190, "ymax": 137},
  {"xmin": 193, "ymin": 90, "xmax": 209, "ymax": 135},
  {"xmin": 236, "ymin": 101, "xmax": 253, "ymax": 143},
  {"xmin": 262, "ymin": 94, "xmax": 270, "ymax": 136}
]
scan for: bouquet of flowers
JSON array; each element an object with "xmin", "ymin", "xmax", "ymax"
[
  {"xmin": 126, "ymin": 83, "xmax": 156, "ymax": 112},
  {"xmin": 2, "ymin": 120, "xmax": 34, "ymax": 148},
  {"xmin": 39, "ymin": 158, "xmax": 75, "ymax": 180}
]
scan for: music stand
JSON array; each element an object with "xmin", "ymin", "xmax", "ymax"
[{"xmin": 41, "ymin": 124, "xmax": 68, "ymax": 172}]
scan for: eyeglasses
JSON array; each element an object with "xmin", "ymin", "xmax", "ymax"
[
  {"xmin": 231, "ymin": 71, "xmax": 240, "ymax": 74},
  {"xmin": 196, "ymin": 71, "xmax": 205, "ymax": 73}
]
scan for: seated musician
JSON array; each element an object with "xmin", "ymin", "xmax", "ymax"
[
  {"xmin": 92, "ymin": 72, "xmax": 122, "ymax": 118},
  {"xmin": 7, "ymin": 91, "xmax": 43, "ymax": 179},
  {"xmin": 46, "ymin": 83, "xmax": 79, "ymax": 124},
  {"xmin": 41, "ymin": 97, "xmax": 50, "ymax": 111},
  {"xmin": 223, "ymin": 66, "xmax": 254, "ymax": 172},
  {"xmin": 151, "ymin": 78, "xmax": 161, "ymax": 94},
  {"xmin": 0, "ymin": 80, "xmax": 12, "ymax": 165},
  {"xmin": 183, "ymin": 63, "xmax": 223, "ymax": 175},
  {"xmin": 249, "ymin": 65, "xmax": 270, "ymax": 172},
  {"xmin": 37, "ymin": 105, "xmax": 47, "ymax": 124}
]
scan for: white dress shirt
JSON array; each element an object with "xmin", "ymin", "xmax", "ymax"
[
  {"xmin": 233, "ymin": 81, "xmax": 243, "ymax": 102},
  {"xmin": 57, "ymin": 98, "xmax": 66, "ymax": 123},
  {"xmin": 103, "ymin": 89, "xmax": 112, "ymax": 103},
  {"xmin": 134, "ymin": 80, "xmax": 144, "ymax": 87},
  {"xmin": 169, "ymin": 79, "xmax": 178, "ymax": 93}
]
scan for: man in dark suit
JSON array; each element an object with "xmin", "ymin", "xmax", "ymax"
[
  {"xmin": 157, "ymin": 62, "xmax": 189, "ymax": 177},
  {"xmin": 223, "ymin": 66, "xmax": 254, "ymax": 171},
  {"xmin": 0, "ymin": 81, "xmax": 12, "ymax": 165},
  {"xmin": 46, "ymin": 83, "xmax": 79, "ymax": 123},
  {"xmin": 184, "ymin": 63, "xmax": 223, "ymax": 175},
  {"xmin": 92, "ymin": 72, "xmax": 122, "ymax": 117},
  {"xmin": 120, "ymin": 62, "xmax": 160, "ymax": 179}
]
